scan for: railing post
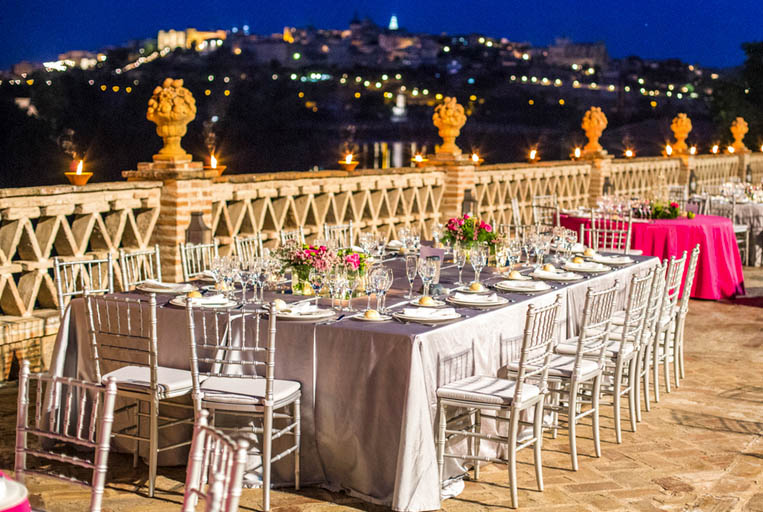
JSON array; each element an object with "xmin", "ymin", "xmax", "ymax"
[
  {"xmin": 438, "ymin": 162, "xmax": 477, "ymax": 220},
  {"xmin": 677, "ymin": 155, "xmax": 693, "ymax": 187}
]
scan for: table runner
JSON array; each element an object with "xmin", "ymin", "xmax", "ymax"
[{"xmin": 49, "ymin": 254, "xmax": 657, "ymax": 511}]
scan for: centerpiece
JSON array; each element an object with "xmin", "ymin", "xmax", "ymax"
[
  {"xmin": 442, "ymin": 214, "xmax": 497, "ymax": 250},
  {"xmin": 278, "ymin": 242, "xmax": 338, "ymax": 295},
  {"xmin": 634, "ymin": 201, "xmax": 696, "ymax": 220}
]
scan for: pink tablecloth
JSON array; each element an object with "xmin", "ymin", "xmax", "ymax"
[
  {"xmin": 560, "ymin": 214, "xmax": 745, "ymax": 300},
  {"xmin": 0, "ymin": 472, "xmax": 31, "ymax": 512}
]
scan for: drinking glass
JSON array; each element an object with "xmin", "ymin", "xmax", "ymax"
[
  {"xmin": 345, "ymin": 272, "xmax": 359, "ymax": 311},
  {"xmin": 411, "ymin": 225, "xmax": 421, "ymax": 250},
  {"xmin": 308, "ymin": 268, "xmax": 325, "ymax": 307},
  {"xmin": 418, "ymin": 258, "xmax": 437, "ymax": 297},
  {"xmin": 431, "ymin": 222, "xmax": 443, "ymax": 245},
  {"xmin": 405, "ymin": 254, "xmax": 418, "ymax": 299},
  {"xmin": 359, "ymin": 232, "xmax": 374, "ymax": 255},
  {"xmin": 378, "ymin": 267, "xmax": 393, "ymax": 312},
  {"xmin": 454, "ymin": 244, "xmax": 467, "ymax": 285},
  {"xmin": 398, "ymin": 227, "xmax": 410, "ymax": 250},
  {"xmin": 365, "ymin": 269, "xmax": 378, "ymax": 311},
  {"xmin": 507, "ymin": 239, "xmax": 522, "ymax": 271},
  {"xmin": 327, "ymin": 268, "xmax": 342, "ymax": 310},
  {"xmin": 470, "ymin": 245, "xmax": 487, "ymax": 284}
]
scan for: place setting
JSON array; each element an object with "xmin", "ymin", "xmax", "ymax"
[{"xmin": 136, "ymin": 279, "xmax": 198, "ymax": 294}]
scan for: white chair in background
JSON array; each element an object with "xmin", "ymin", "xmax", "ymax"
[
  {"xmin": 182, "ymin": 410, "xmax": 249, "ymax": 512},
  {"xmin": 668, "ymin": 185, "xmax": 688, "ymax": 209},
  {"xmin": 531, "ymin": 194, "xmax": 560, "ymax": 229},
  {"xmin": 180, "ymin": 240, "xmax": 220, "ymax": 281},
  {"xmin": 53, "ymin": 254, "xmax": 114, "ymax": 318},
  {"xmin": 15, "ymin": 360, "xmax": 118, "ymax": 512},
  {"xmin": 583, "ymin": 209, "xmax": 642, "ymax": 255},
  {"xmin": 119, "ymin": 244, "xmax": 161, "ymax": 290},
  {"xmin": 436, "ymin": 296, "xmax": 562, "ymax": 509},
  {"xmin": 234, "ymin": 233, "xmax": 264, "ymax": 262},
  {"xmin": 324, "ymin": 221, "xmax": 354, "ymax": 248},
  {"xmin": 707, "ymin": 196, "xmax": 750, "ymax": 266},
  {"xmin": 84, "ymin": 292, "xmax": 195, "ymax": 497},
  {"xmin": 185, "ymin": 303, "xmax": 302, "ymax": 512},
  {"xmin": 279, "ymin": 226, "xmax": 305, "ymax": 246}
]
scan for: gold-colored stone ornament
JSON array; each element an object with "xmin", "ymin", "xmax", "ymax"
[
  {"xmin": 433, "ymin": 97, "xmax": 467, "ymax": 157},
  {"xmin": 581, "ymin": 106, "xmax": 608, "ymax": 157},
  {"xmin": 730, "ymin": 116, "xmax": 749, "ymax": 153},
  {"xmin": 147, "ymin": 78, "xmax": 197, "ymax": 162},
  {"xmin": 670, "ymin": 113, "xmax": 692, "ymax": 154}
]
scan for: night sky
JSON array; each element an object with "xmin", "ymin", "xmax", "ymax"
[{"xmin": 2, "ymin": 0, "xmax": 762, "ymax": 70}]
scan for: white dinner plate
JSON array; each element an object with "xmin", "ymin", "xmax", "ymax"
[
  {"xmin": 501, "ymin": 273, "xmax": 532, "ymax": 281},
  {"xmin": 447, "ymin": 295, "xmax": 509, "ymax": 307},
  {"xmin": 409, "ymin": 298, "xmax": 447, "ymax": 308},
  {"xmin": 494, "ymin": 280, "xmax": 552, "ymax": 292},
  {"xmin": 452, "ymin": 285, "xmax": 491, "ymax": 294},
  {"xmin": 563, "ymin": 262, "xmax": 610, "ymax": 273},
  {"xmin": 169, "ymin": 297, "xmax": 238, "ymax": 308},
  {"xmin": 137, "ymin": 283, "xmax": 197, "ymax": 294},
  {"xmin": 275, "ymin": 309, "xmax": 335, "ymax": 320},
  {"xmin": 351, "ymin": 313, "xmax": 393, "ymax": 322},
  {"xmin": 591, "ymin": 254, "xmax": 633, "ymax": 265},
  {"xmin": 393, "ymin": 311, "xmax": 461, "ymax": 323},
  {"xmin": 530, "ymin": 270, "xmax": 584, "ymax": 281}
]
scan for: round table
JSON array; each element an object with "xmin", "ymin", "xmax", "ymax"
[{"xmin": 560, "ymin": 214, "xmax": 745, "ymax": 300}]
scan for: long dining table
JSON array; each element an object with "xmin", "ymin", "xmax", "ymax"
[{"xmin": 49, "ymin": 252, "xmax": 658, "ymax": 512}]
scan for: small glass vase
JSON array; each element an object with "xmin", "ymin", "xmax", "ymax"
[{"xmin": 291, "ymin": 270, "xmax": 313, "ymax": 296}]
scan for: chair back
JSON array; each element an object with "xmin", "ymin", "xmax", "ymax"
[
  {"xmin": 119, "ymin": 244, "xmax": 161, "ymax": 290},
  {"xmin": 324, "ymin": 221, "xmax": 354, "ymax": 248},
  {"xmin": 54, "ymin": 254, "xmax": 114, "ymax": 317},
  {"xmin": 531, "ymin": 195, "xmax": 560, "ymax": 228},
  {"xmin": 84, "ymin": 292, "xmax": 159, "ymax": 385},
  {"xmin": 181, "ymin": 240, "xmax": 220, "ymax": 281},
  {"xmin": 589, "ymin": 210, "xmax": 634, "ymax": 253},
  {"xmin": 280, "ymin": 226, "xmax": 305, "ymax": 246},
  {"xmin": 678, "ymin": 244, "xmax": 701, "ymax": 316},
  {"xmin": 668, "ymin": 185, "xmax": 688, "ymax": 208},
  {"xmin": 617, "ymin": 270, "xmax": 654, "ymax": 353},
  {"xmin": 183, "ymin": 410, "xmax": 249, "ymax": 512},
  {"xmin": 659, "ymin": 251, "xmax": 688, "ymax": 323},
  {"xmin": 185, "ymin": 303, "xmax": 276, "ymax": 413},
  {"xmin": 686, "ymin": 196, "xmax": 706, "ymax": 215},
  {"xmin": 15, "ymin": 360, "xmax": 118, "ymax": 512},
  {"xmin": 512, "ymin": 296, "xmax": 562, "ymax": 403},
  {"xmin": 572, "ymin": 282, "xmax": 619, "ymax": 374},
  {"xmin": 234, "ymin": 234, "xmax": 263, "ymax": 263}
]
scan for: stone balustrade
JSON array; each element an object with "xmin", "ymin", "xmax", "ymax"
[{"xmin": 609, "ymin": 158, "xmax": 681, "ymax": 198}]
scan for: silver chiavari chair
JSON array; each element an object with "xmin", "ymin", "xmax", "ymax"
[
  {"xmin": 185, "ymin": 302, "xmax": 302, "ymax": 512},
  {"xmin": 584, "ymin": 209, "xmax": 642, "ymax": 255},
  {"xmin": 436, "ymin": 296, "xmax": 562, "ymax": 509},
  {"xmin": 707, "ymin": 196, "xmax": 750, "ymax": 266},
  {"xmin": 15, "ymin": 360, "xmax": 118, "ymax": 512},
  {"xmin": 53, "ymin": 254, "xmax": 115, "ymax": 318},
  {"xmin": 531, "ymin": 194, "xmax": 560, "ymax": 229},
  {"xmin": 546, "ymin": 283, "xmax": 618, "ymax": 470},
  {"xmin": 652, "ymin": 251, "xmax": 687, "ymax": 402},
  {"xmin": 181, "ymin": 240, "xmax": 220, "ymax": 281},
  {"xmin": 279, "ymin": 226, "xmax": 305, "ymax": 246},
  {"xmin": 668, "ymin": 185, "xmax": 688, "ymax": 209},
  {"xmin": 183, "ymin": 410, "xmax": 249, "ymax": 512},
  {"xmin": 119, "ymin": 244, "xmax": 162, "ymax": 290},
  {"xmin": 673, "ymin": 244, "xmax": 700, "ymax": 386},
  {"xmin": 234, "ymin": 233, "xmax": 264, "ymax": 263},
  {"xmin": 84, "ymin": 292, "xmax": 195, "ymax": 497},
  {"xmin": 323, "ymin": 221, "xmax": 354, "ymax": 248}
]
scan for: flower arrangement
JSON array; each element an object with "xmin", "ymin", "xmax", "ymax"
[
  {"xmin": 640, "ymin": 201, "xmax": 695, "ymax": 220},
  {"xmin": 278, "ymin": 241, "xmax": 339, "ymax": 294},
  {"xmin": 442, "ymin": 214, "xmax": 497, "ymax": 248},
  {"xmin": 337, "ymin": 248, "xmax": 368, "ymax": 274}
]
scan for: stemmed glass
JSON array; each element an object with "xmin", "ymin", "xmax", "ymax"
[
  {"xmin": 377, "ymin": 267, "xmax": 393, "ymax": 313},
  {"xmin": 327, "ymin": 268, "xmax": 342, "ymax": 310},
  {"xmin": 411, "ymin": 226, "xmax": 421, "ymax": 250},
  {"xmin": 405, "ymin": 254, "xmax": 418, "ymax": 299},
  {"xmin": 308, "ymin": 268, "xmax": 325, "ymax": 307},
  {"xmin": 365, "ymin": 271, "xmax": 377, "ymax": 311},
  {"xmin": 345, "ymin": 272, "xmax": 359, "ymax": 311},
  {"xmin": 454, "ymin": 244, "xmax": 467, "ymax": 285},
  {"xmin": 507, "ymin": 238, "xmax": 522, "ymax": 271},
  {"xmin": 469, "ymin": 244, "xmax": 487, "ymax": 284},
  {"xmin": 564, "ymin": 229, "xmax": 578, "ymax": 262},
  {"xmin": 431, "ymin": 222, "xmax": 443, "ymax": 246},
  {"xmin": 359, "ymin": 232, "xmax": 374, "ymax": 255},
  {"xmin": 418, "ymin": 258, "xmax": 437, "ymax": 297}
]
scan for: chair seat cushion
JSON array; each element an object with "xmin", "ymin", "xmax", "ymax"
[
  {"xmin": 733, "ymin": 224, "xmax": 748, "ymax": 234},
  {"xmin": 508, "ymin": 354, "xmax": 601, "ymax": 379},
  {"xmin": 201, "ymin": 376, "xmax": 301, "ymax": 408},
  {"xmin": 555, "ymin": 340, "xmax": 635, "ymax": 358},
  {"xmin": 104, "ymin": 366, "xmax": 193, "ymax": 397},
  {"xmin": 437, "ymin": 375, "xmax": 539, "ymax": 406}
]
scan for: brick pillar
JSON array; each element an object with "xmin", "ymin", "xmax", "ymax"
[
  {"xmin": 677, "ymin": 155, "xmax": 693, "ymax": 186},
  {"xmin": 123, "ymin": 161, "xmax": 217, "ymax": 282},
  {"xmin": 439, "ymin": 163, "xmax": 476, "ymax": 220},
  {"xmin": 736, "ymin": 152, "xmax": 752, "ymax": 181},
  {"xmin": 586, "ymin": 156, "xmax": 612, "ymax": 208}
]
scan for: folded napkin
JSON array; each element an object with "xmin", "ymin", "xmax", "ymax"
[
  {"xmin": 200, "ymin": 270, "xmax": 217, "ymax": 279},
  {"xmin": 571, "ymin": 243, "xmax": 586, "ymax": 253},
  {"xmin": 187, "ymin": 294, "xmax": 228, "ymax": 306},
  {"xmin": 402, "ymin": 307, "xmax": 457, "ymax": 319},
  {"xmin": 565, "ymin": 261, "xmax": 603, "ymax": 271},
  {"xmin": 497, "ymin": 280, "xmax": 548, "ymax": 290},
  {"xmin": 594, "ymin": 254, "xmax": 632, "ymax": 265},
  {"xmin": 350, "ymin": 245, "xmax": 366, "ymax": 253},
  {"xmin": 532, "ymin": 269, "xmax": 578, "ymax": 279},
  {"xmin": 280, "ymin": 302, "xmax": 320, "ymax": 314},
  {"xmin": 387, "ymin": 240, "xmax": 403, "ymax": 249},
  {"xmin": 143, "ymin": 279, "xmax": 183, "ymax": 290},
  {"xmin": 453, "ymin": 292, "xmax": 498, "ymax": 303}
]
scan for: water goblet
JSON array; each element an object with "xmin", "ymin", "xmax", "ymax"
[
  {"xmin": 405, "ymin": 254, "xmax": 418, "ymax": 299},
  {"xmin": 469, "ymin": 245, "xmax": 487, "ymax": 284},
  {"xmin": 308, "ymin": 268, "xmax": 325, "ymax": 307},
  {"xmin": 378, "ymin": 266, "xmax": 393, "ymax": 313},
  {"xmin": 454, "ymin": 244, "xmax": 467, "ymax": 285},
  {"xmin": 418, "ymin": 258, "xmax": 437, "ymax": 297}
]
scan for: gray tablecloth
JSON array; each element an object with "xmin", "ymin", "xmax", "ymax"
[{"xmin": 49, "ymin": 254, "xmax": 657, "ymax": 511}]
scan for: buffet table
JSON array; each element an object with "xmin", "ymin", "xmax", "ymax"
[
  {"xmin": 49, "ymin": 255, "xmax": 657, "ymax": 511},
  {"xmin": 560, "ymin": 214, "xmax": 744, "ymax": 300}
]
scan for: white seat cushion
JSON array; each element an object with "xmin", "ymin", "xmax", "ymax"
[
  {"xmin": 507, "ymin": 354, "xmax": 600, "ymax": 379},
  {"xmin": 437, "ymin": 375, "xmax": 539, "ymax": 406},
  {"xmin": 104, "ymin": 366, "xmax": 193, "ymax": 397},
  {"xmin": 601, "ymin": 248, "xmax": 643, "ymax": 256},
  {"xmin": 733, "ymin": 224, "xmax": 748, "ymax": 234},
  {"xmin": 556, "ymin": 339, "xmax": 635, "ymax": 359},
  {"xmin": 200, "ymin": 376, "xmax": 301, "ymax": 408}
]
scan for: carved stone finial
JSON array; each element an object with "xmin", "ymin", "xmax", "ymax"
[
  {"xmin": 730, "ymin": 117, "xmax": 749, "ymax": 153},
  {"xmin": 581, "ymin": 107, "xmax": 608, "ymax": 157},
  {"xmin": 670, "ymin": 113, "xmax": 692, "ymax": 154},
  {"xmin": 433, "ymin": 97, "xmax": 467, "ymax": 157},
  {"xmin": 147, "ymin": 78, "xmax": 197, "ymax": 163}
]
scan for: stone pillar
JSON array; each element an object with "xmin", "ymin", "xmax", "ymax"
[
  {"xmin": 586, "ymin": 156, "xmax": 613, "ymax": 208},
  {"xmin": 737, "ymin": 152, "xmax": 752, "ymax": 181},
  {"xmin": 439, "ymin": 163, "xmax": 477, "ymax": 220},
  {"xmin": 677, "ymin": 154, "xmax": 694, "ymax": 186},
  {"xmin": 123, "ymin": 163, "xmax": 218, "ymax": 282}
]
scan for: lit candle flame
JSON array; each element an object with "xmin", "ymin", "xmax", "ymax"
[
  {"xmin": 665, "ymin": 144, "xmax": 673, "ymax": 156},
  {"xmin": 76, "ymin": 160, "xmax": 83, "ymax": 175},
  {"xmin": 689, "ymin": 146, "xmax": 697, "ymax": 155},
  {"xmin": 471, "ymin": 153, "xmax": 480, "ymax": 162},
  {"xmin": 573, "ymin": 147, "xmax": 581, "ymax": 159},
  {"xmin": 210, "ymin": 154, "xmax": 217, "ymax": 169},
  {"xmin": 624, "ymin": 149, "xmax": 634, "ymax": 158},
  {"xmin": 727, "ymin": 145, "xmax": 735, "ymax": 154},
  {"xmin": 529, "ymin": 148, "xmax": 538, "ymax": 161},
  {"xmin": 345, "ymin": 153, "xmax": 354, "ymax": 164},
  {"xmin": 760, "ymin": 144, "xmax": 763, "ymax": 153},
  {"xmin": 414, "ymin": 154, "xmax": 424, "ymax": 162},
  {"xmin": 711, "ymin": 144, "xmax": 719, "ymax": 154}
]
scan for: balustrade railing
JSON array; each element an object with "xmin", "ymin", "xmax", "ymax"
[
  {"xmin": 609, "ymin": 158, "xmax": 681, "ymax": 198},
  {"xmin": 749, "ymin": 153, "xmax": 763, "ymax": 185},
  {"xmin": 693, "ymin": 155, "xmax": 739, "ymax": 192}
]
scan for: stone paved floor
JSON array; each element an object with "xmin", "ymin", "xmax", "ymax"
[{"xmin": 1, "ymin": 270, "xmax": 761, "ymax": 512}]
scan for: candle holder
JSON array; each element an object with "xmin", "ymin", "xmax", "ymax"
[
  {"xmin": 65, "ymin": 172, "xmax": 93, "ymax": 186},
  {"xmin": 204, "ymin": 165, "xmax": 226, "ymax": 177},
  {"xmin": 469, "ymin": 154, "xmax": 484, "ymax": 166},
  {"xmin": 412, "ymin": 156, "xmax": 429, "ymax": 168},
  {"xmin": 339, "ymin": 160, "xmax": 359, "ymax": 171}
]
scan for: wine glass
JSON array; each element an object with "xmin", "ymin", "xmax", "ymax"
[
  {"xmin": 411, "ymin": 225, "xmax": 421, "ymax": 250},
  {"xmin": 454, "ymin": 244, "xmax": 467, "ymax": 286},
  {"xmin": 405, "ymin": 254, "xmax": 418, "ymax": 299},
  {"xmin": 418, "ymin": 258, "xmax": 437, "ymax": 297},
  {"xmin": 469, "ymin": 245, "xmax": 487, "ymax": 284},
  {"xmin": 365, "ymin": 269, "xmax": 378, "ymax": 311},
  {"xmin": 431, "ymin": 222, "xmax": 443, "ymax": 246},
  {"xmin": 359, "ymin": 232, "xmax": 374, "ymax": 255},
  {"xmin": 345, "ymin": 272, "xmax": 359, "ymax": 311},
  {"xmin": 398, "ymin": 227, "xmax": 410, "ymax": 250},
  {"xmin": 327, "ymin": 268, "xmax": 342, "ymax": 310},
  {"xmin": 308, "ymin": 268, "xmax": 325, "ymax": 307},
  {"xmin": 378, "ymin": 267, "xmax": 393, "ymax": 313},
  {"xmin": 507, "ymin": 238, "xmax": 522, "ymax": 271}
]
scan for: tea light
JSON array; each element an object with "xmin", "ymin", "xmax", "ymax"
[
  {"xmin": 412, "ymin": 153, "xmax": 429, "ymax": 167},
  {"xmin": 204, "ymin": 154, "xmax": 226, "ymax": 176},
  {"xmin": 664, "ymin": 144, "xmax": 673, "ymax": 156},
  {"xmin": 624, "ymin": 148, "xmax": 635, "ymax": 158},
  {"xmin": 65, "ymin": 160, "xmax": 93, "ymax": 186},
  {"xmin": 470, "ymin": 152, "xmax": 484, "ymax": 165},
  {"xmin": 711, "ymin": 144, "xmax": 719, "ymax": 154},
  {"xmin": 528, "ymin": 148, "xmax": 539, "ymax": 162},
  {"xmin": 339, "ymin": 153, "xmax": 359, "ymax": 171},
  {"xmin": 689, "ymin": 146, "xmax": 697, "ymax": 155},
  {"xmin": 572, "ymin": 147, "xmax": 581, "ymax": 159}
]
